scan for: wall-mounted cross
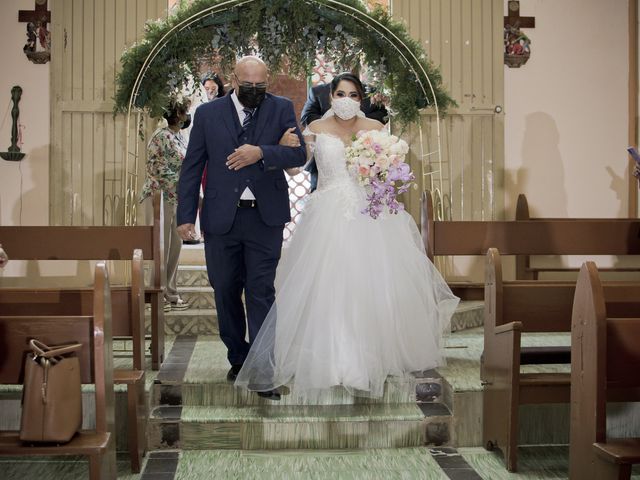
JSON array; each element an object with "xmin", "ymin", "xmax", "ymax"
[
  {"xmin": 504, "ymin": 0, "xmax": 535, "ymax": 29},
  {"xmin": 18, "ymin": 0, "xmax": 51, "ymax": 25}
]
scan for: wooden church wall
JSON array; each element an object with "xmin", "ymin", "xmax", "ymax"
[
  {"xmin": 391, "ymin": 0, "xmax": 505, "ymax": 223},
  {"xmin": 50, "ymin": 0, "xmax": 167, "ymax": 226}
]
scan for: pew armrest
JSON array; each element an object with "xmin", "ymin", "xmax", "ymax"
[
  {"xmin": 114, "ymin": 369, "xmax": 145, "ymax": 385},
  {"xmin": 494, "ymin": 321, "xmax": 522, "ymax": 335},
  {"xmin": 481, "ymin": 321, "xmax": 522, "ymax": 383},
  {"xmin": 593, "ymin": 439, "xmax": 640, "ymax": 464}
]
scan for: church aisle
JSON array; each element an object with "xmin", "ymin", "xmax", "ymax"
[{"xmin": 3, "ymin": 329, "xmax": 640, "ymax": 479}]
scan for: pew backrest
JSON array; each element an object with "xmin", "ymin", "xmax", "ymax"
[
  {"xmin": 0, "ymin": 249, "xmax": 146, "ymax": 371},
  {"xmin": 0, "ymin": 192, "xmax": 163, "ymax": 292},
  {"xmin": 422, "ymin": 191, "xmax": 640, "ymax": 260},
  {"xmin": 0, "ymin": 262, "xmax": 114, "ymax": 434},
  {"xmin": 569, "ymin": 262, "xmax": 640, "ymax": 479}
]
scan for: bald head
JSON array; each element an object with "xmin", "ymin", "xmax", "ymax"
[{"xmin": 234, "ymin": 56, "xmax": 268, "ymax": 84}]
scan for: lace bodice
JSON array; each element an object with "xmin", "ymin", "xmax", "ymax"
[{"xmin": 304, "ymin": 130, "xmax": 358, "ymax": 192}]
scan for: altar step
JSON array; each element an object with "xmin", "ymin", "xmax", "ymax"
[
  {"xmin": 146, "ymin": 447, "xmax": 453, "ymax": 480},
  {"xmin": 148, "ymin": 403, "xmax": 452, "ymax": 451},
  {"xmin": 150, "ymin": 336, "xmax": 443, "ymax": 407},
  {"xmin": 147, "ymin": 301, "xmax": 483, "ymax": 336},
  {"xmin": 146, "ymin": 296, "xmax": 483, "ymax": 337},
  {"xmin": 148, "ymin": 335, "xmax": 453, "ymax": 453}
]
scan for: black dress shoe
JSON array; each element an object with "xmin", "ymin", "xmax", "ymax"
[
  {"xmin": 226, "ymin": 365, "xmax": 243, "ymax": 382},
  {"xmin": 257, "ymin": 389, "xmax": 281, "ymax": 401}
]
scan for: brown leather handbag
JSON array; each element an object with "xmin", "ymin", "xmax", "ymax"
[{"xmin": 19, "ymin": 339, "xmax": 83, "ymax": 443}]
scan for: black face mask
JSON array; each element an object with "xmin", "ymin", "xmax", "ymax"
[
  {"xmin": 237, "ymin": 85, "xmax": 267, "ymax": 109},
  {"xmin": 180, "ymin": 114, "xmax": 191, "ymax": 130}
]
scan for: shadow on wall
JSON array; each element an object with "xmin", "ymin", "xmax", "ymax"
[
  {"xmin": 9, "ymin": 144, "xmax": 49, "ymax": 226},
  {"xmin": 506, "ymin": 111, "xmax": 568, "ymax": 217},
  {"xmin": 0, "ymin": 145, "xmax": 92, "ymax": 285},
  {"xmin": 605, "ymin": 165, "xmax": 630, "ymax": 218}
]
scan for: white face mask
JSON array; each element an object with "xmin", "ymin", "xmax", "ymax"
[{"xmin": 332, "ymin": 97, "xmax": 361, "ymax": 120}]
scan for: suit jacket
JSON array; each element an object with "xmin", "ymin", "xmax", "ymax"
[{"xmin": 177, "ymin": 92, "xmax": 306, "ymax": 235}]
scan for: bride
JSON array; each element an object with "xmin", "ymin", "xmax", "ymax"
[{"xmin": 235, "ymin": 73, "xmax": 459, "ymax": 401}]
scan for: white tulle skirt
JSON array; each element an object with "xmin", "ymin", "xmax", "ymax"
[{"xmin": 235, "ymin": 183, "xmax": 459, "ymax": 400}]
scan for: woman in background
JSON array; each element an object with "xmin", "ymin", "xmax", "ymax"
[{"xmin": 140, "ymin": 99, "xmax": 192, "ymax": 312}]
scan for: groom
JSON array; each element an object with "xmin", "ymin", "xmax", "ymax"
[{"xmin": 177, "ymin": 56, "xmax": 306, "ymax": 400}]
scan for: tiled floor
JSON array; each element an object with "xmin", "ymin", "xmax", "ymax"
[{"xmin": 2, "ymin": 330, "xmax": 640, "ymax": 479}]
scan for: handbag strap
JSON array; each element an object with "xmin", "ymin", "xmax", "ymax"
[{"xmin": 30, "ymin": 339, "xmax": 82, "ymax": 359}]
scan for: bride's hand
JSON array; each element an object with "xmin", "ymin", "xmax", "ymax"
[{"xmin": 279, "ymin": 127, "xmax": 300, "ymax": 148}]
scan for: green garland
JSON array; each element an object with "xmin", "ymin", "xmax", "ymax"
[{"xmin": 114, "ymin": 0, "xmax": 456, "ymax": 126}]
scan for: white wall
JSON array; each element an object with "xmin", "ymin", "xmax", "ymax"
[
  {"xmin": 504, "ymin": 0, "xmax": 630, "ymax": 218},
  {"xmin": 0, "ymin": 0, "xmax": 50, "ymax": 227},
  {"xmin": 0, "ymin": 0, "xmax": 52, "ymax": 280}
]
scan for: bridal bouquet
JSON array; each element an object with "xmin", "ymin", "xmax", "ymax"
[{"xmin": 345, "ymin": 130, "xmax": 415, "ymax": 219}]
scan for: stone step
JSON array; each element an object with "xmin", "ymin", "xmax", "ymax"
[
  {"xmin": 147, "ymin": 301, "xmax": 484, "ymax": 337},
  {"xmin": 152, "ymin": 448, "xmax": 447, "ymax": 479},
  {"xmin": 450, "ymin": 301, "xmax": 483, "ymax": 332},
  {"xmin": 179, "ymin": 243, "xmax": 206, "ymax": 265},
  {"xmin": 153, "ymin": 376, "xmax": 443, "ymax": 408},
  {"xmin": 173, "ymin": 265, "xmax": 484, "ymax": 331},
  {"xmin": 148, "ymin": 403, "xmax": 451, "ymax": 450},
  {"xmin": 176, "ymin": 265, "xmax": 209, "ymax": 287},
  {"xmin": 146, "ymin": 309, "xmax": 218, "ymax": 335},
  {"xmin": 151, "ymin": 336, "xmax": 444, "ymax": 407},
  {"xmin": 178, "ymin": 286, "xmax": 215, "ymax": 309}
]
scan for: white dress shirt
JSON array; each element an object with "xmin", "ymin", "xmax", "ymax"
[{"xmin": 231, "ymin": 91, "xmax": 256, "ymax": 200}]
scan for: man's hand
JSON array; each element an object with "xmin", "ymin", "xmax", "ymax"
[
  {"xmin": 226, "ymin": 144, "xmax": 263, "ymax": 171},
  {"xmin": 279, "ymin": 127, "xmax": 300, "ymax": 147},
  {"xmin": 177, "ymin": 223, "xmax": 198, "ymax": 241}
]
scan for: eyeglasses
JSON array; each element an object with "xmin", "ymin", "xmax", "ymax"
[{"xmin": 233, "ymin": 74, "xmax": 267, "ymax": 89}]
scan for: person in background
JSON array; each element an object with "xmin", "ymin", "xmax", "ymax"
[
  {"xmin": 202, "ymin": 73, "xmax": 226, "ymax": 102},
  {"xmin": 140, "ymin": 99, "xmax": 192, "ymax": 312}
]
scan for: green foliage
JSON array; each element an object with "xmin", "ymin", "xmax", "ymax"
[{"xmin": 114, "ymin": 0, "xmax": 456, "ymax": 125}]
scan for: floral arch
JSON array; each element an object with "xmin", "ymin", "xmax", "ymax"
[{"xmin": 113, "ymin": 0, "xmax": 455, "ymax": 224}]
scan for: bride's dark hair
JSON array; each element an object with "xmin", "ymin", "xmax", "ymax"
[{"xmin": 330, "ymin": 72, "xmax": 365, "ymax": 100}]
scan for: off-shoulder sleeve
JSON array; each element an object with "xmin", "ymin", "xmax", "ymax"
[{"xmin": 302, "ymin": 126, "xmax": 316, "ymax": 154}]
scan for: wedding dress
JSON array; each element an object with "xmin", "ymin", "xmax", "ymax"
[{"xmin": 235, "ymin": 122, "xmax": 459, "ymax": 400}]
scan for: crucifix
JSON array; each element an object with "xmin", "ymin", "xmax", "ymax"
[
  {"xmin": 504, "ymin": 1, "xmax": 534, "ymax": 68},
  {"xmin": 504, "ymin": 0, "xmax": 535, "ymax": 29},
  {"xmin": 18, "ymin": 0, "xmax": 51, "ymax": 64}
]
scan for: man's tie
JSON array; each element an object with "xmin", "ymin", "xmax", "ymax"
[{"xmin": 242, "ymin": 107, "xmax": 255, "ymax": 130}]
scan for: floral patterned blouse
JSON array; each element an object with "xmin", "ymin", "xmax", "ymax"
[{"xmin": 139, "ymin": 127, "xmax": 188, "ymax": 206}]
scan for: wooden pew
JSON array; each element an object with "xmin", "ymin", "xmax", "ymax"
[
  {"xmin": 421, "ymin": 190, "xmax": 640, "ymax": 298},
  {"xmin": 0, "ymin": 192, "xmax": 165, "ymax": 370},
  {"xmin": 570, "ymin": 262, "xmax": 640, "ymax": 480},
  {"xmin": 483, "ymin": 247, "xmax": 574, "ymax": 472},
  {"xmin": 422, "ymin": 191, "xmax": 640, "ymax": 259},
  {"xmin": 514, "ymin": 193, "xmax": 640, "ymax": 279},
  {"xmin": 421, "ymin": 190, "xmax": 640, "ymax": 470},
  {"xmin": 0, "ymin": 249, "xmax": 147, "ymax": 473},
  {"xmin": 0, "ymin": 263, "xmax": 116, "ymax": 479},
  {"xmin": 483, "ymin": 248, "xmax": 640, "ymax": 472}
]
